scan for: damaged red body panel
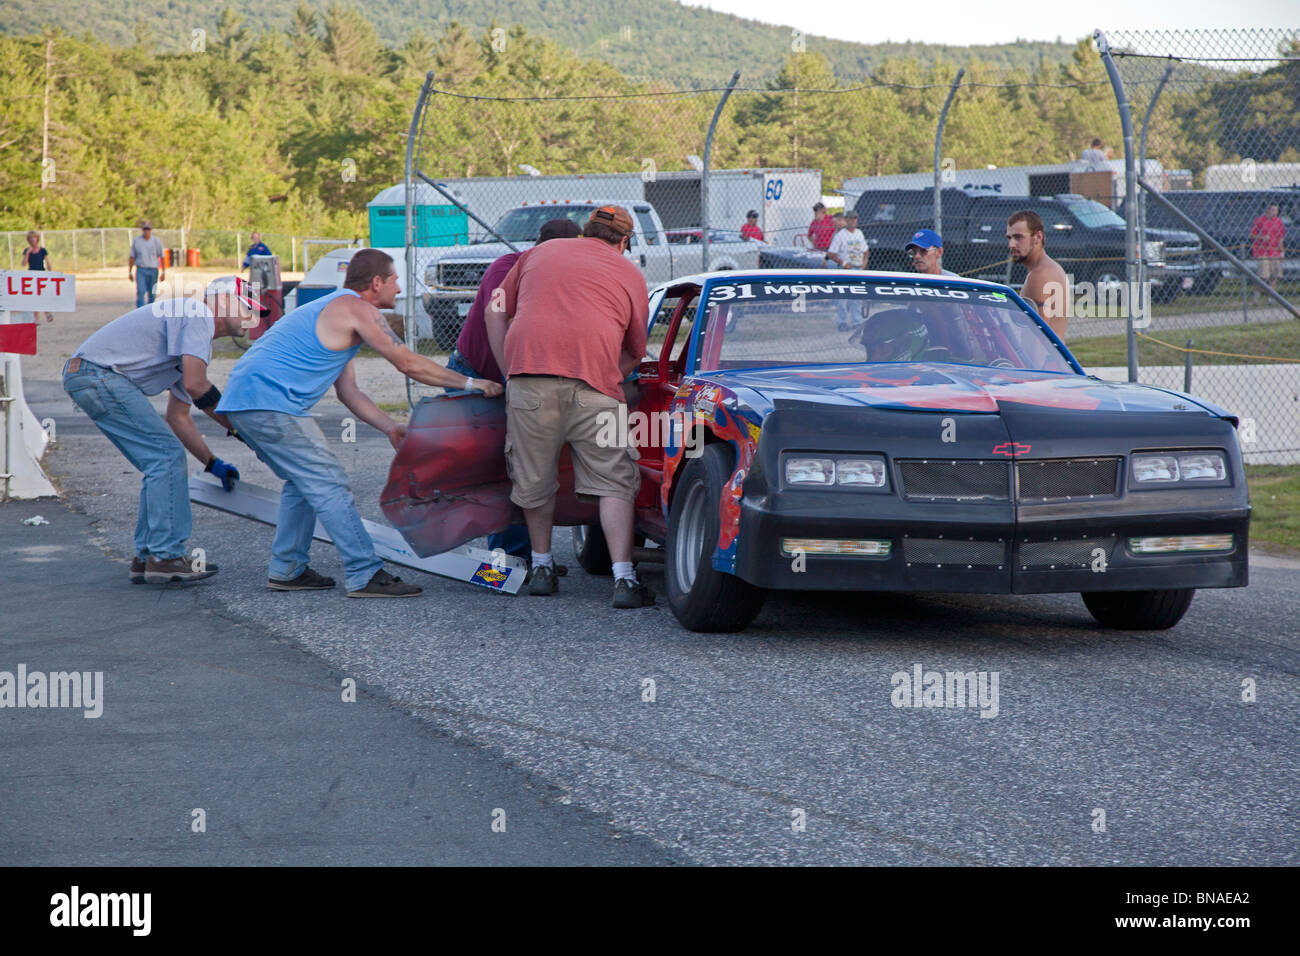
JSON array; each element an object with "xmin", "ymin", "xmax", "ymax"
[{"xmin": 380, "ymin": 393, "xmax": 596, "ymax": 557}]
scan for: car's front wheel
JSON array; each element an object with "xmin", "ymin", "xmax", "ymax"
[
  {"xmin": 1081, "ymin": 588, "xmax": 1195, "ymax": 629},
  {"xmin": 666, "ymin": 444, "xmax": 767, "ymax": 632}
]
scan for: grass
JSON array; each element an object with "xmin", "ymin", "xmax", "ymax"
[
  {"xmin": 1245, "ymin": 465, "xmax": 1300, "ymax": 556},
  {"xmin": 1067, "ymin": 320, "xmax": 1300, "ymax": 368}
]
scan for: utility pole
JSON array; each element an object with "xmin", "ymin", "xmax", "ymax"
[{"xmin": 41, "ymin": 37, "xmax": 52, "ymax": 214}]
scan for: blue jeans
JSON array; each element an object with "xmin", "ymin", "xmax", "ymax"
[
  {"xmin": 63, "ymin": 360, "xmax": 190, "ymax": 560},
  {"xmin": 446, "ymin": 351, "xmax": 531, "ymax": 559},
  {"xmin": 225, "ymin": 410, "xmax": 382, "ymax": 592},
  {"xmin": 135, "ymin": 267, "xmax": 158, "ymax": 307}
]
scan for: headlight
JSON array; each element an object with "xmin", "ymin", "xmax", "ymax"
[
  {"xmin": 1131, "ymin": 451, "xmax": 1227, "ymax": 485},
  {"xmin": 1143, "ymin": 240, "xmax": 1166, "ymax": 264},
  {"xmin": 835, "ymin": 458, "xmax": 887, "ymax": 487},
  {"xmin": 784, "ymin": 457, "xmax": 835, "ymax": 485},
  {"xmin": 783, "ymin": 455, "xmax": 888, "ymax": 489}
]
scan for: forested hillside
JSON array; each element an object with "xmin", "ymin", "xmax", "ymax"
[
  {"xmin": 0, "ymin": 0, "xmax": 1082, "ymax": 83},
  {"xmin": 1, "ymin": 7, "xmax": 1295, "ymax": 237}
]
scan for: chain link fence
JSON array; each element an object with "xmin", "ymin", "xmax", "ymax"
[
  {"xmin": 1096, "ymin": 29, "xmax": 1300, "ymax": 464},
  {"xmin": 2, "ymin": 227, "xmax": 358, "ymax": 274},
  {"xmin": 400, "ymin": 34, "xmax": 1299, "ymax": 461}
]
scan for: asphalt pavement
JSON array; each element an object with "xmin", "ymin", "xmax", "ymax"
[{"xmin": 6, "ymin": 372, "xmax": 1299, "ymax": 865}]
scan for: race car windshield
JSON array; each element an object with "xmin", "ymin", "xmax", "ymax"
[
  {"xmin": 700, "ymin": 279, "xmax": 1075, "ymax": 374},
  {"xmin": 491, "ymin": 205, "xmax": 595, "ymax": 242}
]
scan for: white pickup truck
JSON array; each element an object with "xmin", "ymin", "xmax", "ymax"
[{"xmin": 417, "ymin": 199, "xmax": 764, "ymax": 349}]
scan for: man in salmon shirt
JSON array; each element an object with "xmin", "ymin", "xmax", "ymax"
[{"xmin": 486, "ymin": 205, "xmax": 653, "ymax": 608}]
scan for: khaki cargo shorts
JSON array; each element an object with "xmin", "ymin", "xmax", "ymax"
[
  {"xmin": 1257, "ymin": 257, "xmax": 1283, "ymax": 282},
  {"xmin": 504, "ymin": 375, "xmax": 640, "ymax": 509}
]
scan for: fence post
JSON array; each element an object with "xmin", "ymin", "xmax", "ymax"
[
  {"xmin": 405, "ymin": 71, "xmax": 436, "ymax": 409},
  {"xmin": 933, "ymin": 68, "xmax": 965, "ymax": 236},
  {"xmin": 701, "ymin": 70, "xmax": 741, "ymax": 274},
  {"xmin": 1183, "ymin": 340, "xmax": 1193, "ymax": 393},
  {"xmin": 1096, "ymin": 30, "xmax": 1139, "ymax": 384},
  {"xmin": 1137, "ymin": 63, "xmax": 1174, "ymax": 309},
  {"xmin": 100, "ymin": 228, "xmax": 106, "ymax": 268}
]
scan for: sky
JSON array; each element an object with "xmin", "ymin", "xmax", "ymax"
[{"xmin": 679, "ymin": 0, "xmax": 1298, "ymax": 48}]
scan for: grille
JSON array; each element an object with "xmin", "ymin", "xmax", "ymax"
[
  {"xmin": 438, "ymin": 261, "xmax": 490, "ymax": 288},
  {"xmin": 1017, "ymin": 536, "xmax": 1117, "ymax": 570},
  {"xmin": 897, "ymin": 460, "xmax": 1010, "ymax": 501},
  {"xmin": 1016, "ymin": 458, "xmax": 1120, "ymax": 500},
  {"xmin": 902, "ymin": 537, "xmax": 1007, "ymax": 567}
]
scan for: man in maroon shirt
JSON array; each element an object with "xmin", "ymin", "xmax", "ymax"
[
  {"xmin": 447, "ymin": 217, "xmax": 581, "ymax": 560},
  {"xmin": 807, "ymin": 202, "xmax": 836, "ymax": 251},
  {"xmin": 1250, "ymin": 203, "xmax": 1286, "ymax": 292}
]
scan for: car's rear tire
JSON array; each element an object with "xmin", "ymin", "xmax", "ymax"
[
  {"xmin": 1081, "ymin": 588, "xmax": 1195, "ymax": 630},
  {"xmin": 666, "ymin": 444, "xmax": 767, "ymax": 632},
  {"xmin": 572, "ymin": 523, "xmax": 613, "ymax": 576}
]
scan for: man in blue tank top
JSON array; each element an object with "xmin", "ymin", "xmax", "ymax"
[{"xmin": 219, "ymin": 249, "xmax": 503, "ymax": 597}]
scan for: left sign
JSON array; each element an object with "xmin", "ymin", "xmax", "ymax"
[{"xmin": 0, "ymin": 270, "xmax": 76, "ymax": 312}]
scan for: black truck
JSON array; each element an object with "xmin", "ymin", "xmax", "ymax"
[
  {"xmin": 762, "ymin": 189, "xmax": 1209, "ymax": 304},
  {"xmin": 1122, "ymin": 187, "xmax": 1300, "ymax": 294}
]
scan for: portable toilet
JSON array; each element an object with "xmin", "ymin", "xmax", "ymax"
[{"xmin": 368, "ymin": 184, "xmax": 468, "ymax": 248}]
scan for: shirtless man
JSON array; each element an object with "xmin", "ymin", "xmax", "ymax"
[
  {"xmin": 218, "ymin": 249, "xmax": 503, "ymax": 598},
  {"xmin": 1006, "ymin": 210, "xmax": 1069, "ymax": 338}
]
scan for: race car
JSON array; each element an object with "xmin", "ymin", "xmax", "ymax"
[{"xmin": 381, "ymin": 269, "xmax": 1250, "ymax": 633}]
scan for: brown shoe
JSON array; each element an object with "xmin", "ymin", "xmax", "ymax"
[
  {"xmin": 268, "ymin": 567, "xmax": 336, "ymax": 591},
  {"xmin": 347, "ymin": 569, "xmax": 421, "ymax": 598},
  {"xmin": 144, "ymin": 555, "xmax": 218, "ymax": 584},
  {"xmin": 130, "ymin": 557, "xmax": 146, "ymax": 584}
]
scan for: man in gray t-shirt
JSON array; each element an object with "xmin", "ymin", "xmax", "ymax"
[
  {"xmin": 63, "ymin": 276, "xmax": 258, "ymax": 584},
  {"xmin": 129, "ymin": 220, "xmax": 165, "ymax": 308}
]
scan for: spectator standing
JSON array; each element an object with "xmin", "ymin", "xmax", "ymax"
[
  {"xmin": 21, "ymin": 230, "xmax": 53, "ymax": 322},
  {"xmin": 905, "ymin": 229, "xmax": 958, "ymax": 276},
  {"xmin": 62, "ymin": 277, "xmax": 253, "ymax": 585},
  {"xmin": 242, "ymin": 231, "xmax": 273, "ymax": 269},
  {"xmin": 825, "ymin": 211, "xmax": 870, "ymax": 329},
  {"xmin": 219, "ymin": 250, "xmax": 499, "ymax": 598},
  {"xmin": 1250, "ymin": 203, "xmax": 1286, "ymax": 293},
  {"xmin": 448, "ymin": 217, "xmax": 581, "ymax": 562},
  {"xmin": 740, "ymin": 211, "xmax": 764, "ymax": 241},
  {"xmin": 129, "ymin": 220, "xmax": 165, "ymax": 308},
  {"xmin": 1081, "ymin": 138, "xmax": 1108, "ymax": 169},
  {"xmin": 825, "ymin": 211, "xmax": 867, "ymax": 269},
  {"xmin": 1007, "ymin": 210, "xmax": 1069, "ymax": 339},
  {"xmin": 807, "ymin": 202, "xmax": 836, "ymax": 251},
  {"xmin": 485, "ymin": 205, "xmax": 653, "ymax": 608}
]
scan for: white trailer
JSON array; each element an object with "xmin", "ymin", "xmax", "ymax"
[
  {"xmin": 842, "ymin": 159, "xmax": 1165, "ymax": 204},
  {"xmin": 1204, "ymin": 162, "xmax": 1300, "ymax": 191},
  {"xmin": 421, "ymin": 167, "xmax": 821, "ymax": 244}
]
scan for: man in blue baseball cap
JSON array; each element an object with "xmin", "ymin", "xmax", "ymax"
[{"xmin": 905, "ymin": 229, "xmax": 958, "ymax": 277}]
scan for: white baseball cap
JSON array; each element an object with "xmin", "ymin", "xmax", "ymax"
[{"xmin": 204, "ymin": 275, "xmax": 263, "ymax": 312}]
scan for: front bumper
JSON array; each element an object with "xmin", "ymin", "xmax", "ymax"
[
  {"xmin": 733, "ymin": 490, "xmax": 1249, "ymax": 593},
  {"xmin": 727, "ymin": 404, "xmax": 1250, "ymax": 595}
]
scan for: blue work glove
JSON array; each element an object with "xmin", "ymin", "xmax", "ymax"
[{"xmin": 206, "ymin": 456, "xmax": 240, "ymax": 492}]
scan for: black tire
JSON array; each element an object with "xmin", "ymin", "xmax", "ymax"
[
  {"xmin": 1191, "ymin": 270, "xmax": 1222, "ymax": 296},
  {"xmin": 425, "ymin": 300, "xmax": 465, "ymax": 351},
  {"xmin": 572, "ymin": 523, "xmax": 646, "ymax": 575},
  {"xmin": 1150, "ymin": 279, "xmax": 1182, "ymax": 305},
  {"xmin": 572, "ymin": 523, "xmax": 613, "ymax": 576},
  {"xmin": 665, "ymin": 444, "xmax": 767, "ymax": 632},
  {"xmin": 1081, "ymin": 588, "xmax": 1195, "ymax": 630}
]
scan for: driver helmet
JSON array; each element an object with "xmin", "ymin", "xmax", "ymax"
[{"xmin": 855, "ymin": 310, "xmax": 929, "ymax": 362}]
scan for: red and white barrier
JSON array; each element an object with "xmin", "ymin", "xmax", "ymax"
[{"xmin": 1, "ymin": 270, "xmax": 76, "ymax": 500}]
